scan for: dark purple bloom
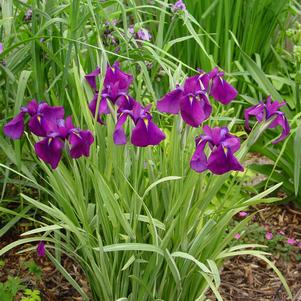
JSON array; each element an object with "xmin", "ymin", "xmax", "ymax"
[
  {"xmin": 3, "ymin": 112, "xmax": 25, "ymax": 140},
  {"xmin": 35, "ymin": 136, "xmax": 64, "ymax": 169},
  {"xmin": 157, "ymin": 68, "xmax": 237, "ymax": 126},
  {"xmin": 34, "ymin": 115, "xmax": 94, "ymax": 167},
  {"xmin": 157, "ymin": 75, "xmax": 212, "ymax": 127},
  {"xmin": 190, "ymin": 125, "xmax": 244, "ymax": 175},
  {"xmin": 3, "ymin": 100, "xmax": 64, "ymax": 140},
  {"xmin": 113, "ymin": 97, "xmax": 165, "ymax": 147},
  {"xmin": 37, "ymin": 241, "xmax": 45, "ymax": 257},
  {"xmin": 103, "ymin": 62, "xmax": 133, "ymax": 104},
  {"xmin": 172, "ymin": 0, "xmax": 186, "ymax": 12},
  {"xmin": 0, "ymin": 43, "xmax": 3, "ymax": 54},
  {"xmin": 4, "ymin": 100, "xmax": 94, "ymax": 169},
  {"xmin": 85, "ymin": 62, "xmax": 133, "ymax": 104},
  {"xmin": 68, "ymin": 129, "xmax": 94, "ymax": 159},
  {"xmin": 14, "ymin": 99, "xmax": 65, "ymax": 137},
  {"xmin": 208, "ymin": 68, "xmax": 238, "ymax": 105},
  {"xmin": 85, "ymin": 62, "xmax": 133, "ymax": 122},
  {"xmin": 244, "ymin": 96, "xmax": 290, "ymax": 144}
]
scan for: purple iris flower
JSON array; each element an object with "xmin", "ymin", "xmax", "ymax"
[
  {"xmin": 172, "ymin": 0, "xmax": 186, "ymax": 12},
  {"xmin": 85, "ymin": 62, "xmax": 133, "ymax": 122},
  {"xmin": 157, "ymin": 68, "xmax": 237, "ymax": 127},
  {"xmin": 190, "ymin": 125, "xmax": 244, "ymax": 175},
  {"xmin": 113, "ymin": 96, "xmax": 166, "ymax": 147},
  {"xmin": 3, "ymin": 99, "xmax": 64, "ymax": 139},
  {"xmin": 37, "ymin": 241, "xmax": 45, "ymax": 257},
  {"xmin": 34, "ymin": 116, "xmax": 94, "ymax": 168},
  {"xmin": 102, "ymin": 61, "xmax": 133, "ymax": 103},
  {"xmin": 68, "ymin": 129, "xmax": 94, "ymax": 159},
  {"xmin": 157, "ymin": 77, "xmax": 212, "ymax": 127},
  {"xmin": 4, "ymin": 100, "xmax": 94, "ymax": 169},
  {"xmin": 244, "ymin": 96, "xmax": 290, "ymax": 144},
  {"xmin": 0, "ymin": 43, "xmax": 3, "ymax": 54}
]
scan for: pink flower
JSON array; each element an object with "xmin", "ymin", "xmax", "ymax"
[
  {"xmin": 234, "ymin": 233, "xmax": 241, "ymax": 240},
  {"xmin": 265, "ymin": 232, "xmax": 273, "ymax": 240},
  {"xmin": 239, "ymin": 211, "xmax": 248, "ymax": 218},
  {"xmin": 278, "ymin": 230, "xmax": 285, "ymax": 235},
  {"xmin": 287, "ymin": 238, "xmax": 296, "ymax": 245}
]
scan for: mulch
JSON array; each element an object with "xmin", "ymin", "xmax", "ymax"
[
  {"xmin": 212, "ymin": 204, "xmax": 301, "ymax": 301},
  {"xmin": 0, "ymin": 229, "xmax": 89, "ymax": 300},
  {"xmin": 0, "ymin": 204, "xmax": 300, "ymax": 300}
]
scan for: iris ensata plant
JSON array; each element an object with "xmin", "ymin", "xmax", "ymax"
[
  {"xmin": 3, "ymin": 100, "xmax": 94, "ymax": 169},
  {"xmin": 0, "ymin": 62, "xmax": 292, "ymax": 301}
]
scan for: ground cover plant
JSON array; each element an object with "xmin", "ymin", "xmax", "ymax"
[{"xmin": 0, "ymin": 0, "xmax": 299, "ymax": 300}]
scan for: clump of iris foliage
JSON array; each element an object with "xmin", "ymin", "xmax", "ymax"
[{"xmin": 0, "ymin": 0, "xmax": 298, "ymax": 300}]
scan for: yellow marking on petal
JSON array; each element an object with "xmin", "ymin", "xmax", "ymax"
[
  {"xmin": 189, "ymin": 96, "xmax": 193, "ymax": 104},
  {"xmin": 37, "ymin": 116, "xmax": 41, "ymax": 123},
  {"xmin": 111, "ymin": 67, "xmax": 115, "ymax": 73},
  {"xmin": 48, "ymin": 138, "xmax": 53, "ymax": 145},
  {"xmin": 144, "ymin": 118, "xmax": 149, "ymax": 128}
]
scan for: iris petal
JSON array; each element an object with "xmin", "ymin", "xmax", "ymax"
[
  {"xmin": 35, "ymin": 137, "xmax": 64, "ymax": 169},
  {"xmin": 3, "ymin": 112, "xmax": 25, "ymax": 140},
  {"xmin": 210, "ymin": 76, "xmax": 238, "ymax": 105},
  {"xmin": 131, "ymin": 118, "xmax": 165, "ymax": 147},
  {"xmin": 190, "ymin": 140, "xmax": 208, "ymax": 173},
  {"xmin": 269, "ymin": 113, "xmax": 290, "ymax": 144},
  {"xmin": 85, "ymin": 67, "xmax": 101, "ymax": 91},
  {"xmin": 69, "ymin": 130, "xmax": 94, "ymax": 158},
  {"xmin": 180, "ymin": 94, "xmax": 211, "ymax": 127},
  {"xmin": 157, "ymin": 88, "xmax": 183, "ymax": 114},
  {"xmin": 113, "ymin": 113, "xmax": 128, "ymax": 145},
  {"xmin": 207, "ymin": 145, "xmax": 243, "ymax": 175},
  {"xmin": 244, "ymin": 103, "xmax": 265, "ymax": 130}
]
